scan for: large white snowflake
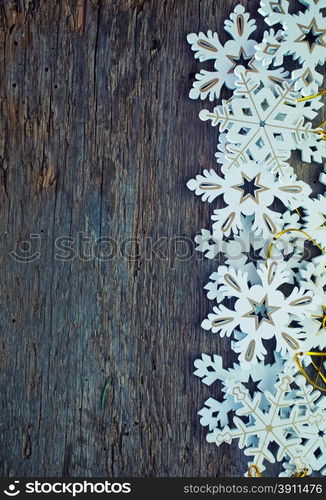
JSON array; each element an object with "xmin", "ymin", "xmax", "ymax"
[
  {"xmin": 201, "ymin": 260, "xmax": 316, "ymax": 366},
  {"xmin": 194, "ymin": 353, "xmax": 284, "ymax": 429},
  {"xmin": 187, "ymin": 4, "xmax": 288, "ymax": 101},
  {"xmin": 257, "ymin": 0, "xmax": 326, "ymax": 96},
  {"xmin": 207, "ymin": 372, "xmax": 324, "ymax": 475},
  {"xmin": 200, "ymin": 67, "xmax": 325, "ymax": 177},
  {"xmin": 302, "ymin": 194, "xmax": 326, "ymax": 251},
  {"xmin": 187, "ymin": 161, "xmax": 311, "ymax": 239}
]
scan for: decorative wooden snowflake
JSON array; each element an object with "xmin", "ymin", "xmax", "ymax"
[
  {"xmin": 302, "ymin": 195, "xmax": 326, "ymax": 251},
  {"xmin": 200, "ymin": 67, "xmax": 325, "ymax": 177},
  {"xmin": 257, "ymin": 0, "xmax": 326, "ymax": 96},
  {"xmin": 194, "ymin": 353, "xmax": 284, "ymax": 429},
  {"xmin": 207, "ymin": 372, "xmax": 324, "ymax": 475},
  {"xmin": 187, "ymin": 161, "xmax": 311, "ymax": 239},
  {"xmin": 201, "ymin": 260, "xmax": 316, "ymax": 366},
  {"xmin": 187, "ymin": 4, "xmax": 288, "ymax": 101}
]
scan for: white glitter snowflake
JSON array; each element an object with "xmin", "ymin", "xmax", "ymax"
[
  {"xmin": 201, "ymin": 260, "xmax": 316, "ymax": 366},
  {"xmin": 257, "ymin": 0, "xmax": 326, "ymax": 96},
  {"xmin": 194, "ymin": 353, "xmax": 284, "ymax": 429},
  {"xmin": 187, "ymin": 4, "xmax": 288, "ymax": 101},
  {"xmin": 302, "ymin": 194, "xmax": 326, "ymax": 251},
  {"xmin": 187, "ymin": 161, "xmax": 311, "ymax": 239},
  {"xmin": 200, "ymin": 67, "xmax": 325, "ymax": 177},
  {"xmin": 207, "ymin": 372, "xmax": 323, "ymax": 475}
]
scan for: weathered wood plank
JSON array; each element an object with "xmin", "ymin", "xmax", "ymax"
[{"xmin": 0, "ymin": 0, "xmax": 324, "ymax": 477}]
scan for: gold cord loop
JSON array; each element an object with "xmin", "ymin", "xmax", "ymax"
[
  {"xmin": 248, "ymin": 464, "xmax": 262, "ymax": 477},
  {"xmin": 292, "ymin": 468, "xmax": 308, "ymax": 478},
  {"xmin": 267, "ymin": 228, "xmax": 326, "ymax": 259},
  {"xmin": 294, "ymin": 352, "xmax": 326, "ymax": 392}
]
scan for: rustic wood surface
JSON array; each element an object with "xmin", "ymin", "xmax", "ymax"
[{"xmin": 0, "ymin": 0, "xmax": 324, "ymax": 477}]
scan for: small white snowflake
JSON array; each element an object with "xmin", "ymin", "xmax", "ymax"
[
  {"xmin": 194, "ymin": 353, "xmax": 284, "ymax": 429},
  {"xmin": 187, "ymin": 4, "xmax": 288, "ymax": 101},
  {"xmin": 200, "ymin": 67, "xmax": 325, "ymax": 177},
  {"xmin": 257, "ymin": 0, "xmax": 326, "ymax": 96},
  {"xmin": 201, "ymin": 260, "xmax": 316, "ymax": 366},
  {"xmin": 187, "ymin": 161, "xmax": 311, "ymax": 239}
]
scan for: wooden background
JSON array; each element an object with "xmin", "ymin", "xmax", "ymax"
[{"xmin": 0, "ymin": 0, "xmax": 324, "ymax": 477}]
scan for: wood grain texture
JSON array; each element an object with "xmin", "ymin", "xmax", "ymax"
[{"xmin": 0, "ymin": 0, "xmax": 324, "ymax": 477}]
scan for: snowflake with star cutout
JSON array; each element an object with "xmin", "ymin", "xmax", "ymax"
[
  {"xmin": 194, "ymin": 352, "xmax": 284, "ymax": 430},
  {"xmin": 201, "ymin": 260, "xmax": 317, "ymax": 366},
  {"xmin": 207, "ymin": 372, "xmax": 325, "ymax": 475},
  {"xmin": 187, "ymin": 4, "xmax": 288, "ymax": 101},
  {"xmin": 200, "ymin": 67, "xmax": 326, "ymax": 178},
  {"xmin": 301, "ymin": 194, "xmax": 326, "ymax": 251},
  {"xmin": 256, "ymin": 0, "xmax": 326, "ymax": 96},
  {"xmin": 187, "ymin": 161, "xmax": 311, "ymax": 240}
]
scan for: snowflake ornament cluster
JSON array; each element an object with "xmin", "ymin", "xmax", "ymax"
[{"xmin": 186, "ymin": 1, "xmax": 326, "ymax": 477}]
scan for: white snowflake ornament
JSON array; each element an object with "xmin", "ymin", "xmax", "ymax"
[
  {"xmin": 257, "ymin": 0, "xmax": 326, "ymax": 96},
  {"xmin": 187, "ymin": 4, "xmax": 288, "ymax": 101},
  {"xmin": 201, "ymin": 260, "xmax": 316, "ymax": 366},
  {"xmin": 280, "ymin": 374, "xmax": 326, "ymax": 476},
  {"xmin": 187, "ymin": 161, "xmax": 311, "ymax": 239},
  {"xmin": 207, "ymin": 372, "xmax": 314, "ymax": 475},
  {"xmin": 194, "ymin": 353, "xmax": 284, "ymax": 429},
  {"xmin": 200, "ymin": 67, "xmax": 325, "ymax": 177}
]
